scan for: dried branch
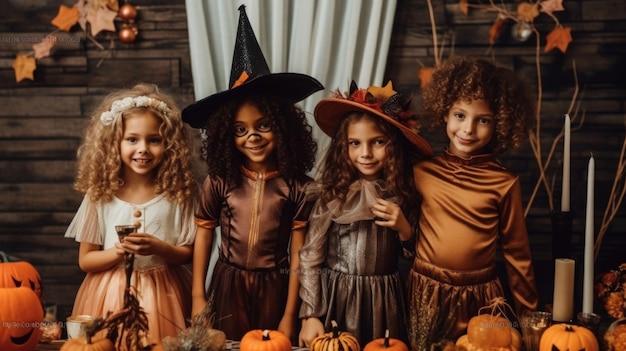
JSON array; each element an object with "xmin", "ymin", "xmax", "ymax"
[{"xmin": 595, "ymin": 114, "xmax": 626, "ymax": 260}]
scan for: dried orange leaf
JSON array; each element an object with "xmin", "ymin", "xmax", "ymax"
[
  {"xmin": 86, "ymin": 6, "xmax": 118, "ymax": 36},
  {"xmin": 544, "ymin": 26, "xmax": 572, "ymax": 53},
  {"xmin": 459, "ymin": 0, "xmax": 469, "ymax": 15},
  {"xmin": 32, "ymin": 35, "xmax": 56, "ymax": 59},
  {"xmin": 418, "ymin": 67, "xmax": 434, "ymax": 89},
  {"xmin": 540, "ymin": 0, "xmax": 565, "ymax": 14},
  {"xmin": 12, "ymin": 54, "xmax": 36, "ymax": 83},
  {"xmin": 517, "ymin": 2, "xmax": 540, "ymax": 22},
  {"xmin": 489, "ymin": 18, "xmax": 506, "ymax": 45},
  {"xmin": 367, "ymin": 81, "xmax": 397, "ymax": 101},
  {"xmin": 51, "ymin": 4, "xmax": 80, "ymax": 32}
]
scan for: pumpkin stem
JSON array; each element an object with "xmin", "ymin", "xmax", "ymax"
[
  {"xmin": 262, "ymin": 329, "xmax": 270, "ymax": 340},
  {"xmin": 0, "ymin": 251, "xmax": 9, "ymax": 262},
  {"xmin": 564, "ymin": 324, "xmax": 574, "ymax": 332},
  {"xmin": 331, "ymin": 320, "xmax": 339, "ymax": 338},
  {"xmin": 384, "ymin": 329, "xmax": 390, "ymax": 348}
]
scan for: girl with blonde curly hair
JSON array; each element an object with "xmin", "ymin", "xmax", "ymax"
[
  {"xmin": 65, "ymin": 83, "xmax": 198, "ymax": 344},
  {"xmin": 408, "ymin": 56, "xmax": 539, "ymax": 350}
]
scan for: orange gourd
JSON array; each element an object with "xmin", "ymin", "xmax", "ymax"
[
  {"xmin": 455, "ymin": 298, "xmax": 521, "ymax": 351},
  {"xmin": 364, "ymin": 329, "xmax": 408, "ymax": 351},
  {"xmin": 539, "ymin": 324, "xmax": 599, "ymax": 351},
  {"xmin": 60, "ymin": 335, "xmax": 115, "ymax": 351},
  {"xmin": 310, "ymin": 320, "xmax": 360, "ymax": 351},
  {"xmin": 0, "ymin": 286, "xmax": 44, "ymax": 351},
  {"xmin": 0, "ymin": 252, "xmax": 42, "ymax": 300},
  {"xmin": 240, "ymin": 329, "xmax": 292, "ymax": 351}
]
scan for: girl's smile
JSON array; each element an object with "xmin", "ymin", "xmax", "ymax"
[
  {"xmin": 234, "ymin": 102, "xmax": 277, "ymax": 173},
  {"xmin": 444, "ymin": 99, "xmax": 495, "ymax": 158},
  {"xmin": 120, "ymin": 112, "xmax": 164, "ymax": 177},
  {"xmin": 347, "ymin": 117, "xmax": 388, "ymax": 181}
]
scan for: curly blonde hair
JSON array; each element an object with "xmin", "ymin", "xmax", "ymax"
[
  {"xmin": 421, "ymin": 56, "xmax": 536, "ymax": 154},
  {"xmin": 74, "ymin": 83, "xmax": 197, "ymax": 204}
]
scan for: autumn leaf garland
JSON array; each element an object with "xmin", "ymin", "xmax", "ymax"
[
  {"xmin": 481, "ymin": 0, "xmax": 573, "ymax": 53},
  {"xmin": 11, "ymin": 0, "xmax": 121, "ymax": 83}
]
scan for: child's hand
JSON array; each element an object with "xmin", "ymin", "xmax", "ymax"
[
  {"xmin": 299, "ymin": 317, "xmax": 325, "ymax": 347},
  {"xmin": 120, "ymin": 233, "xmax": 163, "ymax": 256},
  {"xmin": 112, "ymin": 242, "xmax": 125, "ymax": 256},
  {"xmin": 371, "ymin": 198, "xmax": 412, "ymax": 240}
]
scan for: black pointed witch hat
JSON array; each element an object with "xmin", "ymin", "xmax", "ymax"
[{"xmin": 182, "ymin": 5, "xmax": 324, "ymax": 128}]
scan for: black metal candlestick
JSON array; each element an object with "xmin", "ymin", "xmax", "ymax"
[{"xmin": 551, "ymin": 211, "xmax": 573, "ymax": 260}]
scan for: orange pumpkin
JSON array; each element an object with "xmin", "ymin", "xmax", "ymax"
[
  {"xmin": 539, "ymin": 324, "xmax": 599, "ymax": 351},
  {"xmin": 0, "ymin": 286, "xmax": 44, "ymax": 351},
  {"xmin": 456, "ymin": 298, "xmax": 522, "ymax": 351},
  {"xmin": 364, "ymin": 329, "xmax": 408, "ymax": 351},
  {"xmin": 60, "ymin": 335, "xmax": 116, "ymax": 351},
  {"xmin": 240, "ymin": 329, "xmax": 292, "ymax": 351},
  {"xmin": 310, "ymin": 320, "xmax": 360, "ymax": 351},
  {"xmin": 0, "ymin": 252, "xmax": 42, "ymax": 300}
]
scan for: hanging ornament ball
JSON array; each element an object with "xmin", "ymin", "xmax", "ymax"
[
  {"xmin": 119, "ymin": 3, "xmax": 138, "ymax": 22},
  {"xmin": 118, "ymin": 25, "xmax": 139, "ymax": 44},
  {"xmin": 511, "ymin": 21, "xmax": 533, "ymax": 42}
]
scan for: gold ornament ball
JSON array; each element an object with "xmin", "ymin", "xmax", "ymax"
[
  {"xmin": 119, "ymin": 3, "xmax": 138, "ymax": 22},
  {"xmin": 118, "ymin": 25, "xmax": 138, "ymax": 44}
]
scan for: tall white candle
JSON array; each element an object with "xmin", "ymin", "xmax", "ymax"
[
  {"xmin": 561, "ymin": 114, "xmax": 571, "ymax": 212},
  {"xmin": 553, "ymin": 258, "xmax": 575, "ymax": 322},
  {"xmin": 582, "ymin": 154, "xmax": 595, "ymax": 314}
]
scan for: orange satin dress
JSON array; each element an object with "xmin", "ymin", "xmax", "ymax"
[
  {"xmin": 195, "ymin": 166, "xmax": 314, "ymax": 341},
  {"xmin": 408, "ymin": 150, "xmax": 538, "ymax": 350}
]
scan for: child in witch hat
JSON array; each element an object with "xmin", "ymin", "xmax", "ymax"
[
  {"xmin": 298, "ymin": 81, "xmax": 432, "ymax": 346},
  {"xmin": 182, "ymin": 5, "xmax": 323, "ymax": 342}
]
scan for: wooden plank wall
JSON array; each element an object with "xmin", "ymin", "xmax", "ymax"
[
  {"xmin": 0, "ymin": 0, "xmax": 195, "ymax": 322},
  {"xmin": 0, "ymin": 0, "xmax": 624, "ymax": 324},
  {"xmin": 387, "ymin": 0, "xmax": 626, "ymax": 308}
]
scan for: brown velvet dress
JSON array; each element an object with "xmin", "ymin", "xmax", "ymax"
[
  {"xmin": 195, "ymin": 166, "xmax": 313, "ymax": 341},
  {"xmin": 299, "ymin": 180, "xmax": 409, "ymax": 345},
  {"xmin": 408, "ymin": 150, "xmax": 538, "ymax": 350}
]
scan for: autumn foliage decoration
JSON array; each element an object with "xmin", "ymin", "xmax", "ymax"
[
  {"xmin": 458, "ymin": 0, "xmax": 572, "ymax": 53},
  {"xmin": 12, "ymin": 0, "xmax": 137, "ymax": 83},
  {"xmin": 417, "ymin": 0, "xmax": 572, "ymax": 88}
]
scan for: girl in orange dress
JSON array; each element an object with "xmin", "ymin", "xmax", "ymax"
[
  {"xmin": 64, "ymin": 83, "xmax": 198, "ymax": 345},
  {"xmin": 408, "ymin": 56, "xmax": 539, "ymax": 350}
]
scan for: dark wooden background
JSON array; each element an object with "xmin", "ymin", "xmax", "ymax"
[{"xmin": 0, "ymin": 0, "xmax": 624, "ymax": 325}]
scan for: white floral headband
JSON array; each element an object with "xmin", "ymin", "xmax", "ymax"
[{"xmin": 100, "ymin": 96, "xmax": 170, "ymax": 126}]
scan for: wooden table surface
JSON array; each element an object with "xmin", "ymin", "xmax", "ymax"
[{"xmin": 35, "ymin": 339, "xmax": 310, "ymax": 351}]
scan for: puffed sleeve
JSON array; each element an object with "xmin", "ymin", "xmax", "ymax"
[
  {"xmin": 290, "ymin": 177, "xmax": 315, "ymax": 231},
  {"xmin": 298, "ymin": 197, "xmax": 333, "ymax": 319},
  {"xmin": 499, "ymin": 177, "xmax": 539, "ymax": 314},
  {"xmin": 195, "ymin": 175, "xmax": 226, "ymax": 229},
  {"xmin": 64, "ymin": 195, "xmax": 104, "ymax": 246},
  {"xmin": 175, "ymin": 196, "xmax": 198, "ymax": 246}
]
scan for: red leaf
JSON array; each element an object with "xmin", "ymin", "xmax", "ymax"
[
  {"xmin": 544, "ymin": 26, "xmax": 573, "ymax": 53},
  {"xmin": 489, "ymin": 18, "xmax": 506, "ymax": 45}
]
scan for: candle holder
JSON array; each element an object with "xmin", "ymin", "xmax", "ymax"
[
  {"xmin": 577, "ymin": 311, "xmax": 601, "ymax": 339},
  {"xmin": 520, "ymin": 310, "xmax": 552, "ymax": 351},
  {"xmin": 550, "ymin": 211, "xmax": 573, "ymax": 260}
]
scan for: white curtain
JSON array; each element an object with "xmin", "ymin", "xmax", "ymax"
[{"xmin": 184, "ymin": 0, "xmax": 398, "ymax": 287}]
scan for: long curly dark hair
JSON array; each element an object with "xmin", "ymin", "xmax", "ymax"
[
  {"xmin": 318, "ymin": 112, "xmax": 421, "ymax": 215},
  {"xmin": 421, "ymin": 56, "xmax": 536, "ymax": 154},
  {"xmin": 201, "ymin": 95, "xmax": 317, "ymax": 187}
]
